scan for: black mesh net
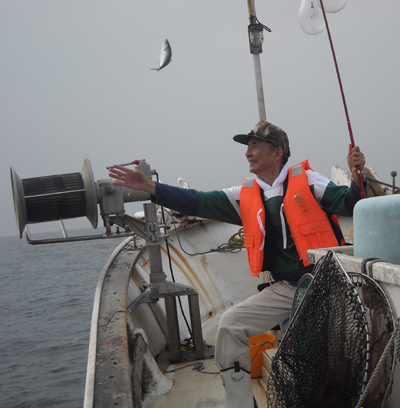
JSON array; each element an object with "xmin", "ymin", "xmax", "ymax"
[{"xmin": 266, "ymin": 251, "xmax": 372, "ymax": 408}]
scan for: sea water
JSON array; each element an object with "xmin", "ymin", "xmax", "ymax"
[{"xmin": 0, "ymin": 231, "xmax": 125, "ymax": 408}]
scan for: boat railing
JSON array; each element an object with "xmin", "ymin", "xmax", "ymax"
[
  {"xmin": 83, "ymin": 237, "xmax": 174, "ymax": 408},
  {"xmin": 308, "ymin": 246, "xmax": 400, "ymax": 289}
]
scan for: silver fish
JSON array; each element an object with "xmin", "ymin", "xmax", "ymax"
[{"xmin": 150, "ymin": 39, "xmax": 172, "ymax": 71}]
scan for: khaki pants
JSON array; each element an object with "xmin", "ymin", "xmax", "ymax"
[{"xmin": 215, "ymin": 281, "xmax": 296, "ymax": 371}]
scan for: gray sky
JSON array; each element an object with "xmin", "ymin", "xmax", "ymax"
[{"xmin": 1, "ymin": 0, "xmax": 399, "ymax": 238}]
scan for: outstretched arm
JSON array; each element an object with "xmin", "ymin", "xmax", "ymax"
[{"xmin": 108, "ymin": 165, "xmax": 156, "ymax": 195}]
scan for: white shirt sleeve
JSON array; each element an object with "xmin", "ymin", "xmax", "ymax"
[
  {"xmin": 223, "ymin": 186, "xmax": 242, "ymax": 218},
  {"xmin": 306, "ymin": 169, "xmax": 331, "ymax": 203}
]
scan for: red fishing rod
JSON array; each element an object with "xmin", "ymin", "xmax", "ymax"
[{"xmin": 319, "ymin": 0, "xmax": 366, "ymax": 198}]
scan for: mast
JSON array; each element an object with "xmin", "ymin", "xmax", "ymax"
[{"xmin": 247, "ymin": 0, "xmax": 268, "ymax": 121}]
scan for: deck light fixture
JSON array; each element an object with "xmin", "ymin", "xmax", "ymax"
[
  {"xmin": 248, "ymin": 21, "xmax": 264, "ymax": 54},
  {"xmin": 248, "ymin": 15, "xmax": 271, "ymax": 55}
]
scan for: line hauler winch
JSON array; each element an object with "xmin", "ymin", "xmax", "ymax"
[{"xmin": 10, "ymin": 159, "xmax": 165, "ymax": 244}]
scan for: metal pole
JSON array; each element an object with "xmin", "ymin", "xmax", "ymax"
[
  {"xmin": 143, "ymin": 203, "xmax": 165, "ymax": 284},
  {"xmin": 391, "ymin": 171, "xmax": 397, "ymax": 194},
  {"xmin": 253, "ymin": 54, "xmax": 266, "ymax": 121},
  {"xmin": 247, "ymin": 0, "xmax": 266, "ymax": 121}
]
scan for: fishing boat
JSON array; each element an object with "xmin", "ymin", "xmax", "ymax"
[
  {"xmin": 9, "ymin": 1, "xmax": 400, "ymax": 407},
  {"xmin": 9, "ymin": 158, "xmax": 400, "ymax": 408}
]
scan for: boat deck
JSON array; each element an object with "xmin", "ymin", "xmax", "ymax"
[
  {"xmin": 143, "ymin": 322, "xmax": 272, "ymax": 407},
  {"xmin": 145, "ymin": 357, "xmax": 267, "ymax": 408}
]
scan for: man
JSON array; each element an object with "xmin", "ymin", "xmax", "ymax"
[{"xmin": 109, "ymin": 121, "xmax": 366, "ymax": 408}]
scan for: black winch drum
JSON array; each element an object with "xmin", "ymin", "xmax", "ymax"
[{"xmin": 10, "ymin": 159, "xmax": 98, "ymax": 237}]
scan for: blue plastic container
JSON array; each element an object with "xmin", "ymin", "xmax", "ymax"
[{"xmin": 354, "ymin": 195, "xmax": 400, "ymax": 264}]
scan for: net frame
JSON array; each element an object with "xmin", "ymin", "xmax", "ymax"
[
  {"xmin": 288, "ymin": 270, "xmax": 396, "ymax": 407},
  {"xmin": 348, "ymin": 272, "xmax": 395, "ymax": 408},
  {"xmin": 290, "ymin": 272, "xmax": 313, "ymax": 321}
]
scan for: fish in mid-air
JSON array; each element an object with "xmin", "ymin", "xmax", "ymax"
[{"xmin": 150, "ymin": 39, "xmax": 172, "ymax": 71}]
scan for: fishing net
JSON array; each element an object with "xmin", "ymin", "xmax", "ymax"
[{"xmin": 266, "ymin": 250, "xmax": 384, "ymax": 408}]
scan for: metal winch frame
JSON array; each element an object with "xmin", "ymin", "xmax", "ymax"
[{"xmin": 10, "ymin": 159, "xmax": 209, "ymax": 363}]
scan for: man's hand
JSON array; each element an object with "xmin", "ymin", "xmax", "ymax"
[
  {"xmin": 347, "ymin": 145, "xmax": 366, "ymax": 184},
  {"xmin": 108, "ymin": 165, "xmax": 156, "ymax": 195}
]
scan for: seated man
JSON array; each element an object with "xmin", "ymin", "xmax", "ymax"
[{"xmin": 109, "ymin": 121, "xmax": 367, "ymax": 408}]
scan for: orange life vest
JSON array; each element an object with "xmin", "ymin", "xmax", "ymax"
[
  {"xmin": 283, "ymin": 160, "xmax": 342, "ymax": 266},
  {"xmin": 240, "ymin": 160, "xmax": 342, "ymax": 276},
  {"xmin": 240, "ymin": 177, "xmax": 266, "ymax": 276}
]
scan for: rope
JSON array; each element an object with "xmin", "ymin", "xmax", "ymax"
[
  {"xmin": 165, "ymin": 361, "xmax": 220, "ymax": 375},
  {"xmin": 165, "ymin": 210, "xmax": 244, "ymax": 256},
  {"xmin": 227, "ymin": 227, "xmax": 245, "ymax": 249}
]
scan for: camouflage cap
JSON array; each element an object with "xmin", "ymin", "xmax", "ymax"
[{"xmin": 233, "ymin": 121, "xmax": 291, "ymax": 159}]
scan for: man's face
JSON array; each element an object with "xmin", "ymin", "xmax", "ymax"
[{"xmin": 245, "ymin": 137, "xmax": 281, "ymax": 178}]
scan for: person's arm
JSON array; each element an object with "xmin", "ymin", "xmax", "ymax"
[
  {"xmin": 310, "ymin": 145, "xmax": 367, "ymax": 216},
  {"xmin": 109, "ymin": 165, "xmax": 242, "ymax": 225},
  {"xmin": 314, "ymin": 146, "xmax": 367, "ymax": 217},
  {"xmin": 151, "ymin": 183, "xmax": 242, "ymax": 225},
  {"xmin": 320, "ymin": 181, "xmax": 364, "ymax": 216},
  {"xmin": 151, "ymin": 182, "xmax": 200, "ymax": 215}
]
